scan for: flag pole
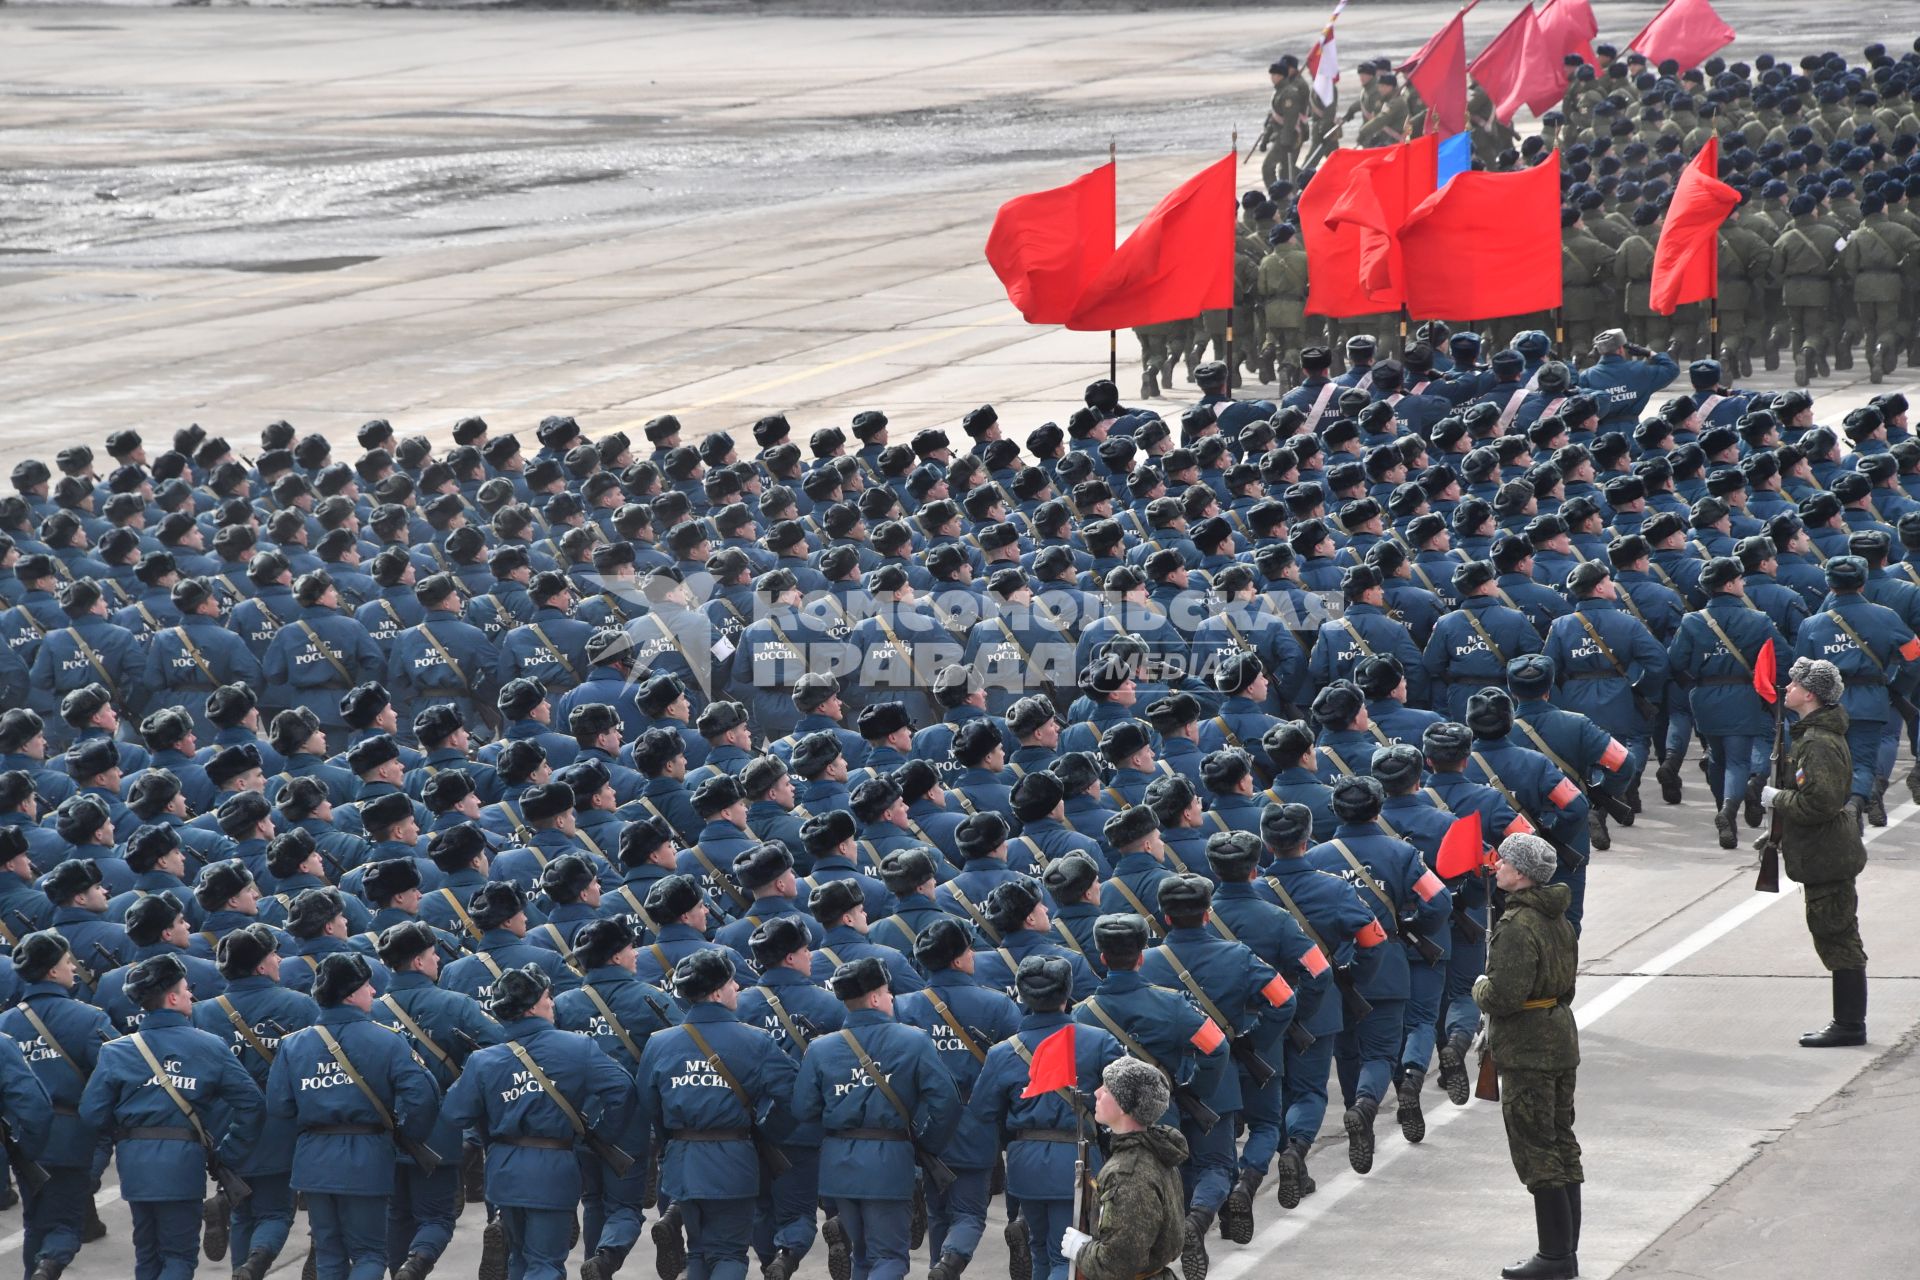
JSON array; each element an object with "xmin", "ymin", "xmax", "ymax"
[
  {"xmin": 1071, "ymin": 1105, "xmax": 1090, "ymax": 1279},
  {"xmin": 1109, "ymin": 138, "xmax": 1119, "ymax": 384},
  {"xmin": 1227, "ymin": 129, "xmax": 1238, "ymax": 388}
]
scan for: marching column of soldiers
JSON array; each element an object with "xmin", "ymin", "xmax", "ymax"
[
  {"xmin": 1217, "ymin": 40, "xmax": 1920, "ymax": 401},
  {"xmin": 0, "ymin": 48, "xmax": 1913, "ymax": 1280}
]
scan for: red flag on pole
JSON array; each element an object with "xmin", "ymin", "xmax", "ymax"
[
  {"xmin": 1021, "ymin": 1024, "xmax": 1077, "ymax": 1098},
  {"xmin": 1754, "ymin": 637, "xmax": 1778, "ymax": 704},
  {"xmin": 1469, "ymin": 5, "xmax": 1549, "ymax": 125},
  {"xmin": 1537, "ymin": 0, "xmax": 1600, "ymax": 68},
  {"xmin": 1629, "ymin": 0, "xmax": 1736, "ymax": 73},
  {"xmin": 1401, "ymin": 6, "xmax": 1471, "ymax": 137},
  {"xmin": 985, "ymin": 163, "xmax": 1116, "ymax": 325},
  {"xmin": 1435, "ymin": 811, "xmax": 1488, "ymax": 879},
  {"xmin": 1305, "ymin": 135, "xmax": 1438, "ymax": 316},
  {"xmin": 1063, "ymin": 155, "xmax": 1235, "ymax": 332},
  {"xmin": 1649, "ymin": 138, "xmax": 1740, "ymax": 315},
  {"xmin": 1397, "ymin": 153, "xmax": 1562, "ymax": 318}
]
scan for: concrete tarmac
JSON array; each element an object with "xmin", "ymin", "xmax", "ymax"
[{"xmin": 1, "ymin": 5, "xmax": 1917, "ymax": 1279}]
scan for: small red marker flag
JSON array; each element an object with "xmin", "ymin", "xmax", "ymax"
[
  {"xmin": 1754, "ymin": 637, "xmax": 1778, "ymax": 705},
  {"xmin": 1021, "ymin": 1024, "xmax": 1077, "ymax": 1098},
  {"xmin": 1435, "ymin": 811, "xmax": 1486, "ymax": 880}
]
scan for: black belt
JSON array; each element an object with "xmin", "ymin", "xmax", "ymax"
[
  {"xmin": 829, "ymin": 1128, "xmax": 908, "ymax": 1142},
  {"xmin": 1850, "ymin": 673, "xmax": 1888, "ymax": 686},
  {"xmin": 667, "ymin": 1128, "xmax": 750, "ymax": 1142},
  {"xmin": 1696, "ymin": 676, "xmax": 1748, "ymax": 686},
  {"xmin": 1451, "ymin": 674, "xmax": 1507, "ymax": 685},
  {"xmin": 120, "ymin": 1127, "xmax": 197, "ymax": 1142},
  {"xmin": 1564, "ymin": 671, "xmax": 1617, "ymax": 681},
  {"xmin": 50, "ymin": 1104, "xmax": 77, "ymax": 1118},
  {"xmin": 498, "ymin": 1136, "xmax": 575, "ymax": 1150},
  {"xmin": 306, "ymin": 1123, "xmax": 386, "ymax": 1136},
  {"xmin": 1015, "ymin": 1129, "xmax": 1078, "ymax": 1143}
]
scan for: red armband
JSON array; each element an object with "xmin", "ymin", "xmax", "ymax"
[
  {"xmin": 1190, "ymin": 1018, "xmax": 1226, "ymax": 1053},
  {"xmin": 1901, "ymin": 638, "xmax": 1920, "ymax": 662},
  {"xmin": 1600, "ymin": 738, "xmax": 1629, "ymax": 771},
  {"xmin": 1548, "ymin": 778, "xmax": 1581, "ymax": 809},
  {"xmin": 1300, "ymin": 944, "xmax": 1331, "ymax": 976},
  {"xmin": 1356, "ymin": 919, "xmax": 1389, "ymax": 948},
  {"xmin": 1412, "ymin": 870, "xmax": 1445, "ymax": 902},
  {"xmin": 1261, "ymin": 973, "xmax": 1295, "ymax": 1007},
  {"xmin": 1504, "ymin": 814, "xmax": 1536, "ymax": 837}
]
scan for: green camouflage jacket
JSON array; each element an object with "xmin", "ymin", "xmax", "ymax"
[
  {"xmin": 1474, "ymin": 883, "xmax": 1579, "ymax": 1072},
  {"xmin": 1776, "ymin": 703, "xmax": 1868, "ymax": 886},
  {"xmin": 1076, "ymin": 1124, "xmax": 1190, "ymax": 1280}
]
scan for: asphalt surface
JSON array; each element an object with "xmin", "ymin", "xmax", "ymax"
[{"xmin": 2, "ymin": 5, "xmax": 1918, "ymax": 1279}]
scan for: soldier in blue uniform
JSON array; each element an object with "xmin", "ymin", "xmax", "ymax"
[
  {"xmin": 1009, "ymin": 771, "xmax": 1108, "ymax": 879},
  {"xmin": 1258, "ymin": 723, "xmax": 1336, "ymax": 843},
  {"xmin": 43, "ymin": 858, "xmax": 131, "ymax": 984},
  {"xmin": 443, "ymin": 964, "xmax": 636, "ymax": 1280},
  {"xmin": 713, "ymin": 842, "xmax": 826, "ymax": 961},
  {"xmin": 794, "ymin": 954, "xmax": 961, "ymax": 1280},
  {"xmin": 894, "ymin": 916, "xmax": 1021, "ymax": 1280},
  {"xmin": 28, "ymin": 579, "xmax": 148, "ymax": 742},
  {"xmin": 1096, "ymin": 806, "xmax": 1175, "ymax": 934},
  {"xmin": 1306, "ymin": 565, "xmax": 1428, "ymax": 702},
  {"xmin": 1796, "ymin": 555, "xmax": 1920, "ymax": 824},
  {"xmin": 265, "ymin": 950, "xmax": 441, "ymax": 1280},
  {"xmin": 1576, "ymin": 329, "xmax": 1678, "ymax": 430},
  {"xmin": 262, "ymin": 572, "xmax": 386, "ymax": 753},
  {"xmin": 866, "ymin": 848, "xmax": 952, "ymax": 954},
  {"xmin": 441, "ymin": 882, "xmax": 579, "ymax": 1001},
  {"xmin": 1465, "ymin": 690, "xmax": 1593, "ymax": 930},
  {"xmin": 2, "ymin": 932, "xmax": 116, "ymax": 1280},
  {"xmin": 1543, "ymin": 562, "xmax": 1670, "ymax": 808},
  {"xmin": 98, "ymin": 893, "xmax": 228, "ymax": 1032},
  {"xmin": 1260, "ymin": 801, "xmax": 1390, "ymax": 1205},
  {"xmin": 79, "ymin": 953, "xmax": 265, "ymax": 1280},
  {"xmin": 143, "ymin": 577, "xmax": 264, "ymax": 742}
]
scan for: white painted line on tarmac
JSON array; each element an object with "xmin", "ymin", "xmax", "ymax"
[{"xmin": 1207, "ymin": 800, "xmax": 1920, "ymax": 1280}]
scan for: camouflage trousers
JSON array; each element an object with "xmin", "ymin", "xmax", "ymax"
[
  {"xmin": 1803, "ymin": 878, "xmax": 1867, "ymax": 972},
  {"xmin": 1499, "ymin": 1067, "xmax": 1583, "ymax": 1190}
]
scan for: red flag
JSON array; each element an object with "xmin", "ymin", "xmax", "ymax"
[
  {"xmin": 1754, "ymin": 637, "xmax": 1778, "ymax": 704},
  {"xmin": 1063, "ymin": 156, "xmax": 1234, "ymax": 332},
  {"xmin": 1469, "ymin": 4, "xmax": 1560, "ymax": 125},
  {"xmin": 1401, "ymin": 8, "xmax": 1470, "ymax": 137},
  {"xmin": 1303, "ymin": 135, "xmax": 1438, "ymax": 316},
  {"xmin": 1435, "ymin": 811, "xmax": 1487, "ymax": 880},
  {"xmin": 1397, "ymin": 153, "xmax": 1561, "ymax": 318},
  {"xmin": 1649, "ymin": 138, "xmax": 1740, "ymax": 315},
  {"xmin": 985, "ymin": 163, "xmax": 1116, "ymax": 325},
  {"xmin": 1021, "ymin": 1024, "xmax": 1077, "ymax": 1098},
  {"xmin": 1630, "ymin": 0, "xmax": 1736, "ymax": 72},
  {"xmin": 1537, "ymin": 0, "xmax": 1599, "ymax": 68}
]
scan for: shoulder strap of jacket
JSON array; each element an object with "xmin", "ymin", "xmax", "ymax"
[
  {"xmin": 311, "ymin": 1025, "xmax": 399, "ymax": 1134},
  {"xmin": 501, "ymin": 1037, "xmax": 587, "ymax": 1136},
  {"xmin": 918, "ymin": 989, "xmax": 988, "ymax": 1065},
  {"xmin": 127, "ymin": 1033, "xmax": 213, "ymax": 1144},
  {"xmin": 214, "ymin": 995, "xmax": 276, "ymax": 1065},
  {"xmin": 377, "ymin": 994, "xmax": 455, "ymax": 1072}
]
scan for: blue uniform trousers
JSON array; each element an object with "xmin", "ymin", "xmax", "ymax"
[
  {"xmin": 231, "ymin": 1172, "xmax": 295, "ymax": 1266},
  {"xmin": 1402, "ymin": 963, "xmax": 1447, "ymax": 1072},
  {"xmin": 307, "ymin": 1192, "xmax": 389, "ymax": 1280},
  {"xmin": 130, "ymin": 1200, "xmax": 201, "ymax": 1280},
  {"xmin": 1236, "ymin": 1074, "xmax": 1284, "ymax": 1178},
  {"xmin": 836, "ymin": 1197, "xmax": 911, "ymax": 1280},
  {"xmin": 752, "ymin": 1146, "xmax": 820, "ymax": 1263},
  {"xmin": 499, "ymin": 1206, "xmax": 574, "ymax": 1280},
  {"xmin": 1444, "ymin": 927, "xmax": 1488, "ymax": 1041},
  {"xmin": 1336, "ymin": 998, "xmax": 1405, "ymax": 1108},
  {"xmin": 1017, "ymin": 1198, "xmax": 1075, "ymax": 1280},
  {"xmin": 1662, "ymin": 707, "xmax": 1694, "ymax": 768},
  {"xmin": 1179, "ymin": 1110, "xmax": 1236, "ymax": 1216},
  {"xmin": 23, "ymin": 1167, "xmax": 90, "ymax": 1269},
  {"xmin": 386, "ymin": 1164, "xmax": 461, "ymax": 1266},
  {"xmin": 1283, "ymin": 1033, "xmax": 1336, "ymax": 1148},
  {"xmin": 925, "ymin": 1166, "xmax": 990, "ymax": 1263},
  {"xmin": 582, "ymin": 1155, "xmax": 646, "ymax": 1264},
  {"xmin": 684, "ymin": 1197, "xmax": 756, "ymax": 1280}
]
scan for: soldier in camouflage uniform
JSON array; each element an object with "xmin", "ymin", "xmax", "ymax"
[
  {"xmin": 1058, "ymin": 1057, "xmax": 1189, "ymax": 1280},
  {"xmin": 1716, "ymin": 199, "xmax": 1775, "ymax": 376},
  {"xmin": 1133, "ymin": 321, "xmax": 1188, "ymax": 401},
  {"xmin": 1759, "ymin": 657, "xmax": 1869, "ymax": 1048},
  {"xmin": 1770, "ymin": 194, "xmax": 1843, "ymax": 384},
  {"xmin": 1613, "ymin": 205, "xmax": 1666, "ymax": 354},
  {"xmin": 1560, "ymin": 207, "xmax": 1613, "ymax": 365},
  {"xmin": 1474, "ymin": 833, "xmax": 1581, "ymax": 1280},
  {"xmin": 1263, "ymin": 57, "xmax": 1311, "ymax": 190},
  {"xmin": 1839, "ymin": 193, "xmax": 1920, "ymax": 383},
  {"xmin": 1258, "ymin": 225, "xmax": 1311, "ymax": 389}
]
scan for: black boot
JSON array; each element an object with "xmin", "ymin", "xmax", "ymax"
[
  {"xmin": 1868, "ymin": 778, "xmax": 1888, "ymax": 827},
  {"xmin": 1847, "ymin": 795, "xmax": 1867, "ymax": 835},
  {"xmin": 1587, "ymin": 808, "xmax": 1609, "ymax": 851},
  {"xmin": 1003, "ymin": 1216, "xmax": 1030, "ymax": 1280},
  {"xmin": 1396, "ymin": 1067, "xmax": 1427, "ymax": 1143},
  {"xmin": 1343, "ymin": 1095, "xmax": 1379, "ymax": 1174},
  {"xmin": 1908, "ymin": 762, "xmax": 1920, "ymax": 806},
  {"xmin": 927, "ymin": 1251, "xmax": 968, "ymax": 1280},
  {"xmin": 29, "ymin": 1259, "xmax": 65, "ymax": 1280},
  {"xmin": 764, "ymin": 1249, "xmax": 801, "ymax": 1280},
  {"xmin": 910, "ymin": 1181, "xmax": 927, "ymax": 1250},
  {"xmin": 1800, "ymin": 968, "xmax": 1868, "ymax": 1047},
  {"xmin": 1220, "ymin": 1167, "xmax": 1260, "ymax": 1242},
  {"xmin": 1714, "ymin": 799, "xmax": 1738, "ymax": 850},
  {"xmin": 463, "ymin": 1142, "xmax": 488, "ymax": 1203},
  {"xmin": 1566, "ymin": 1182, "xmax": 1582, "ymax": 1273},
  {"xmin": 1744, "ymin": 775, "xmax": 1766, "ymax": 829},
  {"xmin": 394, "ymin": 1252, "xmax": 436, "ymax": 1280},
  {"xmin": 233, "ymin": 1247, "xmax": 277, "ymax": 1280},
  {"xmin": 1181, "ymin": 1207, "xmax": 1214, "ymax": 1280},
  {"xmin": 1438, "ymin": 1031, "xmax": 1471, "ymax": 1105},
  {"xmin": 1257, "ymin": 351, "xmax": 1278, "ymax": 385},
  {"xmin": 653, "ymin": 1203, "xmax": 688, "ymax": 1280},
  {"xmin": 1500, "ymin": 1187, "xmax": 1578, "ymax": 1279},
  {"xmin": 478, "ymin": 1218, "xmax": 509, "ymax": 1280},
  {"xmin": 1272, "ymin": 1140, "xmax": 1306, "ymax": 1209},
  {"xmin": 581, "ymin": 1249, "xmax": 619, "ymax": 1280},
  {"xmin": 1141, "ymin": 368, "xmax": 1159, "ymax": 400},
  {"xmin": 1655, "ymin": 760, "xmax": 1682, "ymax": 804},
  {"xmin": 201, "ymin": 1190, "xmax": 230, "ymax": 1262}
]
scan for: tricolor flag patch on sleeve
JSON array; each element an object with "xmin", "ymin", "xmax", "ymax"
[
  {"xmin": 1261, "ymin": 973, "xmax": 1295, "ymax": 1007},
  {"xmin": 1357, "ymin": 919, "xmax": 1389, "ymax": 947},
  {"xmin": 1548, "ymin": 778, "xmax": 1581, "ymax": 808},
  {"xmin": 1190, "ymin": 1018, "xmax": 1227, "ymax": 1053},
  {"xmin": 1600, "ymin": 738, "xmax": 1628, "ymax": 771},
  {"xmin": 1413, "ymin": 870, "xmax": 1445, "ymax": 902},
  {"xmin": 1300, "ymin": 944, "xmax": 1331, "ymax": 976}
]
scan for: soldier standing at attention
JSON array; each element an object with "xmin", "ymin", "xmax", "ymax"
[
  {"xmin": 1759, "ymin": 658, "xmax": 1870, "ymax": 1048},
  {"xmin": 1474, "ymin": 834, "xmax": 1581, "ymax": 1280},
  {"xmin": 1261, "ymin": 57, "xmax": 1310, "ymax": 190},
  {"xmin": 1057, "ymin": 1057, "xmax": 1190, "ymax": 1280}
]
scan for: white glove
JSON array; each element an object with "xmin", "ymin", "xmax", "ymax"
[
  {"xmin": 1061, "ymin": 1227, "xmax": 1092, "ymax": 1264},
  {"xmin": 1760, "ymin": 785, "xmax": 1780, "ymax": 809}
]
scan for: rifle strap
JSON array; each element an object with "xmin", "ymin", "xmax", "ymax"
[
  {"xmin": 1825, "ymin": 609, "xmax": 1891, "ymax": 673},
  {"xmin": 502, "ymin": 1039, "xmax": 588, "ymax": 1137},
  {"xmin": 173, "ymin": 627, "xmax": 220, "ymax": 684},
  {"xmin": 1079, "ymin": 996, "xmax": 1176, "ymax": 1086},
  {"xmin": 128, "ymin": 1033, "xmax": 213, "ymax": 1146},
  {"xmin": 527, "ymin": 623, "xmax": 581, "ymax": 684},
  {"xmin": 1510, "ymin": 718, "xmax": 1586, "ymax": 790},
  {"xmin": 1694, "ymin": 608, "xmax": 1755, "ymax": 676},
  {"xmin": 1105, "ymin": 877, "xmax": 1167, "ymax": 936},
  {"xmin": 66, "ymin": 630, "xmax": 121, "ymax": 704},
  {"xmin": 1262, "ymin": 875, "xmax": 1336, "ymax": 961},
  {"xmin": 1468, "ymin": 751, "xmax": 1540, "ymax": 834},
  {"xmin": 1156, "ymin": 941, "xmax": 1236, "ymax": 1038},
  {"xmin": 613, "ymin": 886, "xmax": 663, "ymax": 935},
  {"xmin": 578, "ymin": 983, "xmax": 645, "ymax": 1063},
  {"xmin": 1458, "ymin": 605, "xmax": 1509, "ymax": 669},
  {"xmin": 759, "ymin": 989, "xmax": 813, "ymax": 1052},
  {"xmin": 1329, "ymin": 839, "xmax": 1396, "ymax": 918},
  {"xmin": 1050, "ymin": 917, "xmax": 1087, "ymax": 957},
  {"xmin": 837, "ymin": 1028, "xmax": 917, "ymax": 1134},
  {"xmin": 215, "ymin": 996, "xmax": 276, "ymax": 1066},
  {"xmin": 378, "ymin": 995, "xmax": 455, "ymax": 1073},
  {"xmin": 295, "ymin": 621, "xmax": 356, "ymax": 686},
  {"xmin": 919, "ymin": 990, "xmax": 988, "ymax": 1065},
  {"xmin": 678, "ymin": 1021, "xmax": 761, "ymax": 1123},
  {"xmin": 941, "ymin": 881, "xmax": 1002, "ymax": 943},
  {"xmin": 18, "ymin": 1005, "xmax": 84, "ymax": 1082},
  {"xmin": 1210, "ymin": 716, "xmax": 1245, "ymax": 752},
  {"xmin": 417, "ymin": 624, "xmax": 468, "ymax": 686},
  {"xmin": 438, "ymin": 888, "xmax": 483, "ymax": 939},
  {"xmin": 311, "ymin": 1026, "xmax": 399, "ymax": 1135},
  {"xmin": 1571, "ymin": 610, "xmax": 1635, "ymax": 680},
  {"xmin": 1339, "ymin": 617, "xmax": 1380, "ymax": 663}
]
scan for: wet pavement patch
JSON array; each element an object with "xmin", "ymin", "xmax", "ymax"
[{"xmin": 224, "ymin": 256, "xmax": 382, "ymax": 273}]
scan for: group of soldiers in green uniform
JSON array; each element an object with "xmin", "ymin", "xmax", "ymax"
[{"xmin": 1133, "ymin": 39, "xmax": 1920, "ymax": 399}]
